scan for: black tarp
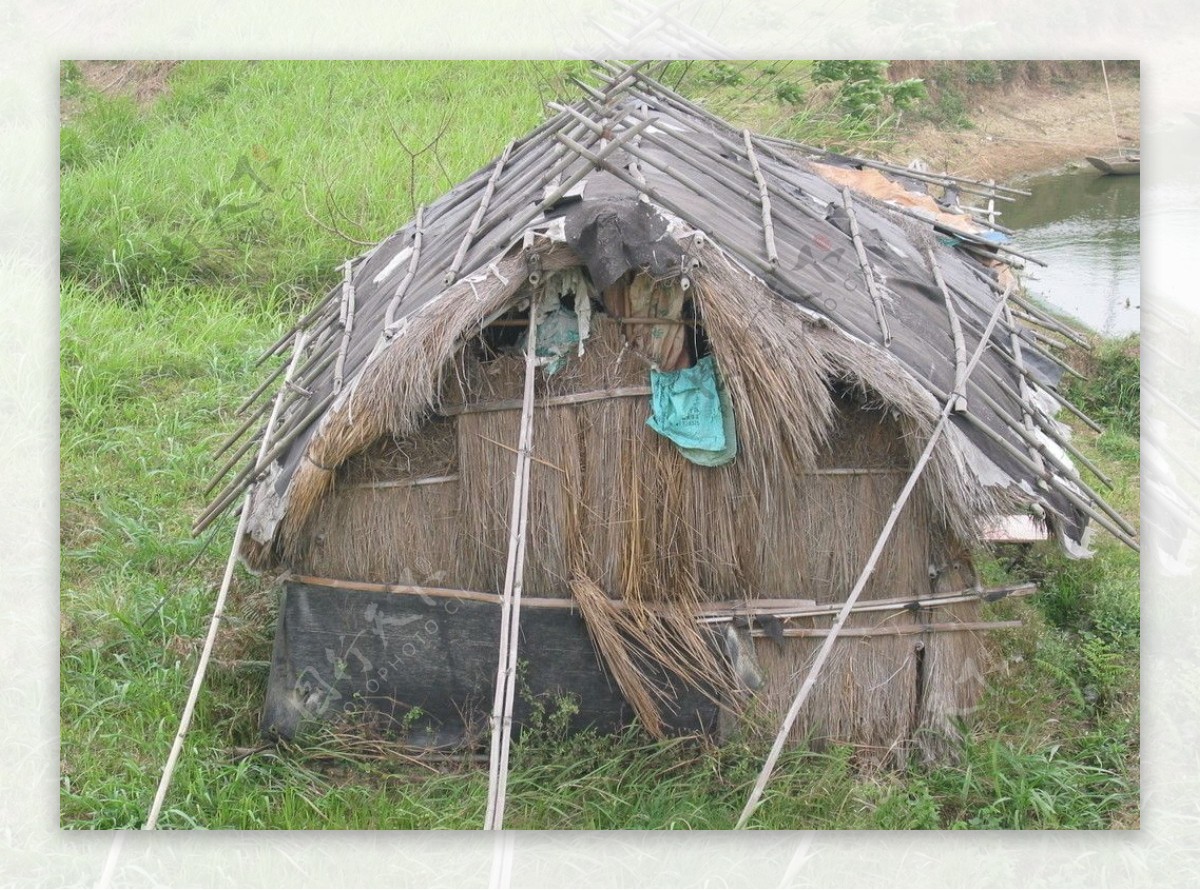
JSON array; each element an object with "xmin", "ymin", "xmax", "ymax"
[{"xmin": 262, "ymin": 580, "xmax": 719, "ymax": 743}]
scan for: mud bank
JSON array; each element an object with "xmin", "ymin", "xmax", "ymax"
[{"xmin": 883, "ymin": 76, "xmax": 1140, "ymax": 184}]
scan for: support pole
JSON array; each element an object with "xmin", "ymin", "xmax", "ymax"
[
  {"xmin": 484, "ymin": 294, "xmax": 540, "ymax": 831},
  {"xmin": 144, "ymin": 331, "xmax": 307, "ymax": 830},
  {"xmin": 735, "ymin": 284, "xmax": 1014, "ymax": 829}
]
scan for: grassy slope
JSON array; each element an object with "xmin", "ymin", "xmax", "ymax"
[{"xmin": 60, "ymin": 61, "xmax": 1139, "ymax": 830}]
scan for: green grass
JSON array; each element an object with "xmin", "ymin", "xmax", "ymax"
[{"xmin": 60, "ymin": 60, "xmax": 1140, "ymax": 830}]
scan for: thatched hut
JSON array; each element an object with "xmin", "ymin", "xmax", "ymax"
[{"xmin": 201, "ymin": 66, "xmax": 1135, "ymax": 764}]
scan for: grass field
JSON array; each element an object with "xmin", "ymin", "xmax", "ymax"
[{"xmin": 59, "ymin": 60, "xmax": 1140, "ymax": 830}]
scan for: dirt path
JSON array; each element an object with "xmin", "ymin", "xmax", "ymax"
[{"xmin": 884, "ymin": 77, "xmax": 1140, "ymax": 184}]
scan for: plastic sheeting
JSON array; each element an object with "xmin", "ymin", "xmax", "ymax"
[{"xmin": 646, "ymin": 356, "xmax": 737, "ymax": 466}]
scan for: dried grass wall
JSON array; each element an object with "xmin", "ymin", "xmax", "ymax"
[{"xmin": 285, "ymin": 277, "xmax": 988, "ymax": 757}]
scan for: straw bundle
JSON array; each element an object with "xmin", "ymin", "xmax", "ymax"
[{"xmin": 274, "ymin": 242, "xmax": 580, "ymax": 566}]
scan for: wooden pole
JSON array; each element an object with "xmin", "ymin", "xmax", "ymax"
[
  {"xmin": 144, "ymin": 332, "xmax": 307, "ymax": 830},
  {"xmin": 484, "ymin": 300, "xmax": 539, "ymax": 831},
  {"xmin": 735, "ymin": 284, "xmax": 1014, "ymax": 829}
]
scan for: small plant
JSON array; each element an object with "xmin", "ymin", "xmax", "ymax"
[
  {"xmin": 1067, "ymin": 335, "xmax": 1140, "ymax": 434},
  {"xmin": 699, "ymin": 62, "xmax": 745, "ymax": 88},
  {"xmin": 774, "ymin": 80, "xmax": 806, "ymax": 106},
  {"xmin": 811, "ymin": 60, "xmax": 927, "ymax": 124},
  {"xmin": 964, "ymin": 61, "xmax": 1003, "ymax": 86}
]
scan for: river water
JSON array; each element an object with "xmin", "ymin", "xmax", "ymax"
[{"xmin": 998, "ymin": 168, "xmax": 1140, "ymax": 336}]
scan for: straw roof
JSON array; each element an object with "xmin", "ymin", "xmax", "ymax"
[{"xmin": 200, "ymin": 63, "xmax": 1138, "ymax": 566}]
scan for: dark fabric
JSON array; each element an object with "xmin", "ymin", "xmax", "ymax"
[
  {"xmin": 261, "ymin": 580, "xmax": 720, "ymax": 743},
  {"xmin": 563, "ymin": 197, "xmax": 684, "ymax": 291}
]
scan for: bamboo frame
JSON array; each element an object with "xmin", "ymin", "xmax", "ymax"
[
  {"xmin": 752, "ymin": 620, "xmax": 1023, "ymax": 639},
  {"xmin": 444, "ymin": 141, "xmax": 513, "ymax": 286},
  {"xmin": 1005, "ymin": 303, "xmax": 1048, "ymax": 482},
  {"xmin": 333, "ymin": 260, "xmax": 357, "ymax": 395},
  {"xmin": 440, "ymin": 385, "xmax": 652, "ymax": 417}
]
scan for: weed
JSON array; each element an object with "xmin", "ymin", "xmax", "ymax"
[{"xmin": 1067, "ymin": 334, "xmax": 1140, "ymax": 434}]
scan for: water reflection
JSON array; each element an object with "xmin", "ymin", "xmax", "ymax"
[{"xmin": 1000, "ymin": 169, "xmax": 1140, "ymax": 335}]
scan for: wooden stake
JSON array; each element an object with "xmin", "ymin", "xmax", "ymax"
[
  {"xmin": 144, "ymin": 332, "xmax": 307, "ymax": 830},
  {"xmin": 735, "ymin": 282, "xmax": 1014, "ymax": 829},
  {"xmin": 484, "ymin": 300, "xmax": 539, "ymax": 831}
]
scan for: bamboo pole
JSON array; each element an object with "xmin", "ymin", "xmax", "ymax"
[
  {"xmin": 440, "ymin": 384, "xmax": 652, "ymax": 417},
  {"xmin": 753, "ymin": 620, "xmax": 1023, "ymax": 639},
  {"xmin": 203, "ymin": 429, "xmax": 262, "ymax": 497},
  {"xmin": 956, "ymin": 407, "xmax": 1139, "ymax": 550},
  {"xmin": 145, "ymin": 332, "xmax": 307, "ymax": 830},
  {"xmin": 1009, "ymin": 292, "xmax": 1092, "ymax": 348},
  {"xmin": 927, "ymin": 247, "xmax": 968, "ymax": 411},
  {"xmin": 484, "ymin": 303, "xmax": 539, "ymax": 831},
  {"xmin": 597, "ymin": 97, "xmax": 828, "ymax": 225},
  {"xmin": 492, "ymin": 116, "xmax": 656, "ymax": 250},
  {"xmin": 332, "ymin": 261, "xmax": 357, "ymax": 395},
  {"xmin": 867, "ymin": 198, "xmax": 1048, "ymax": 267},
  {"xmin": 384, "ymin": 204, "xmax": 425, "ymax": 328},
  {"xmin": 235, "ymin": 347, "xmax": 295, "ymax": 417},
  {"xmin": 743, "ymin": 129, "xmax": 778, "ymax": 265},
  {"xmin": 696, "ymin": 582, "xmax": 1038, "ymax": 624},
  {"xmin": 753, "ymin": 132, "xmax": 1031, "ymax": 198},
  {"xmin": 842, "ymin": 187, "xmax": 892, "ymax": 346},
  {"xmin": 973, "ymin": 361, "xmax": 1113, "ymax": 488},
  {"xmin": 1004, "ymin": 303, "xmax": 1048, "ymax": 484},
  {"xmin": 556, "ymin": 100, "xmax": 781, "ymax": 221},
  {"xmin": 444, "ymin": 141, "xmax": 513, "ymax": 286},
  {"xmin": 252, "ymin": 287, "xmax": 339, "ymax": 369},
  {"xmin": 553, "ymin": 133, "xmax": 772, "ymax": 282},
  {"xmin": 192, "ymin": 391, "xmax": 335, "ymax": 537},
  {"xmin": 735, "ymin": 281, "xmax": 1014, "ymax": 829},
  {"xmin": 966, "ymin": 384, "xmax": 1137, "ymax": 538}
]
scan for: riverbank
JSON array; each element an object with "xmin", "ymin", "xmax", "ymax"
[{"xmin": 884, "ymin": 73, "xmax": 1140, "ymax": 183}]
